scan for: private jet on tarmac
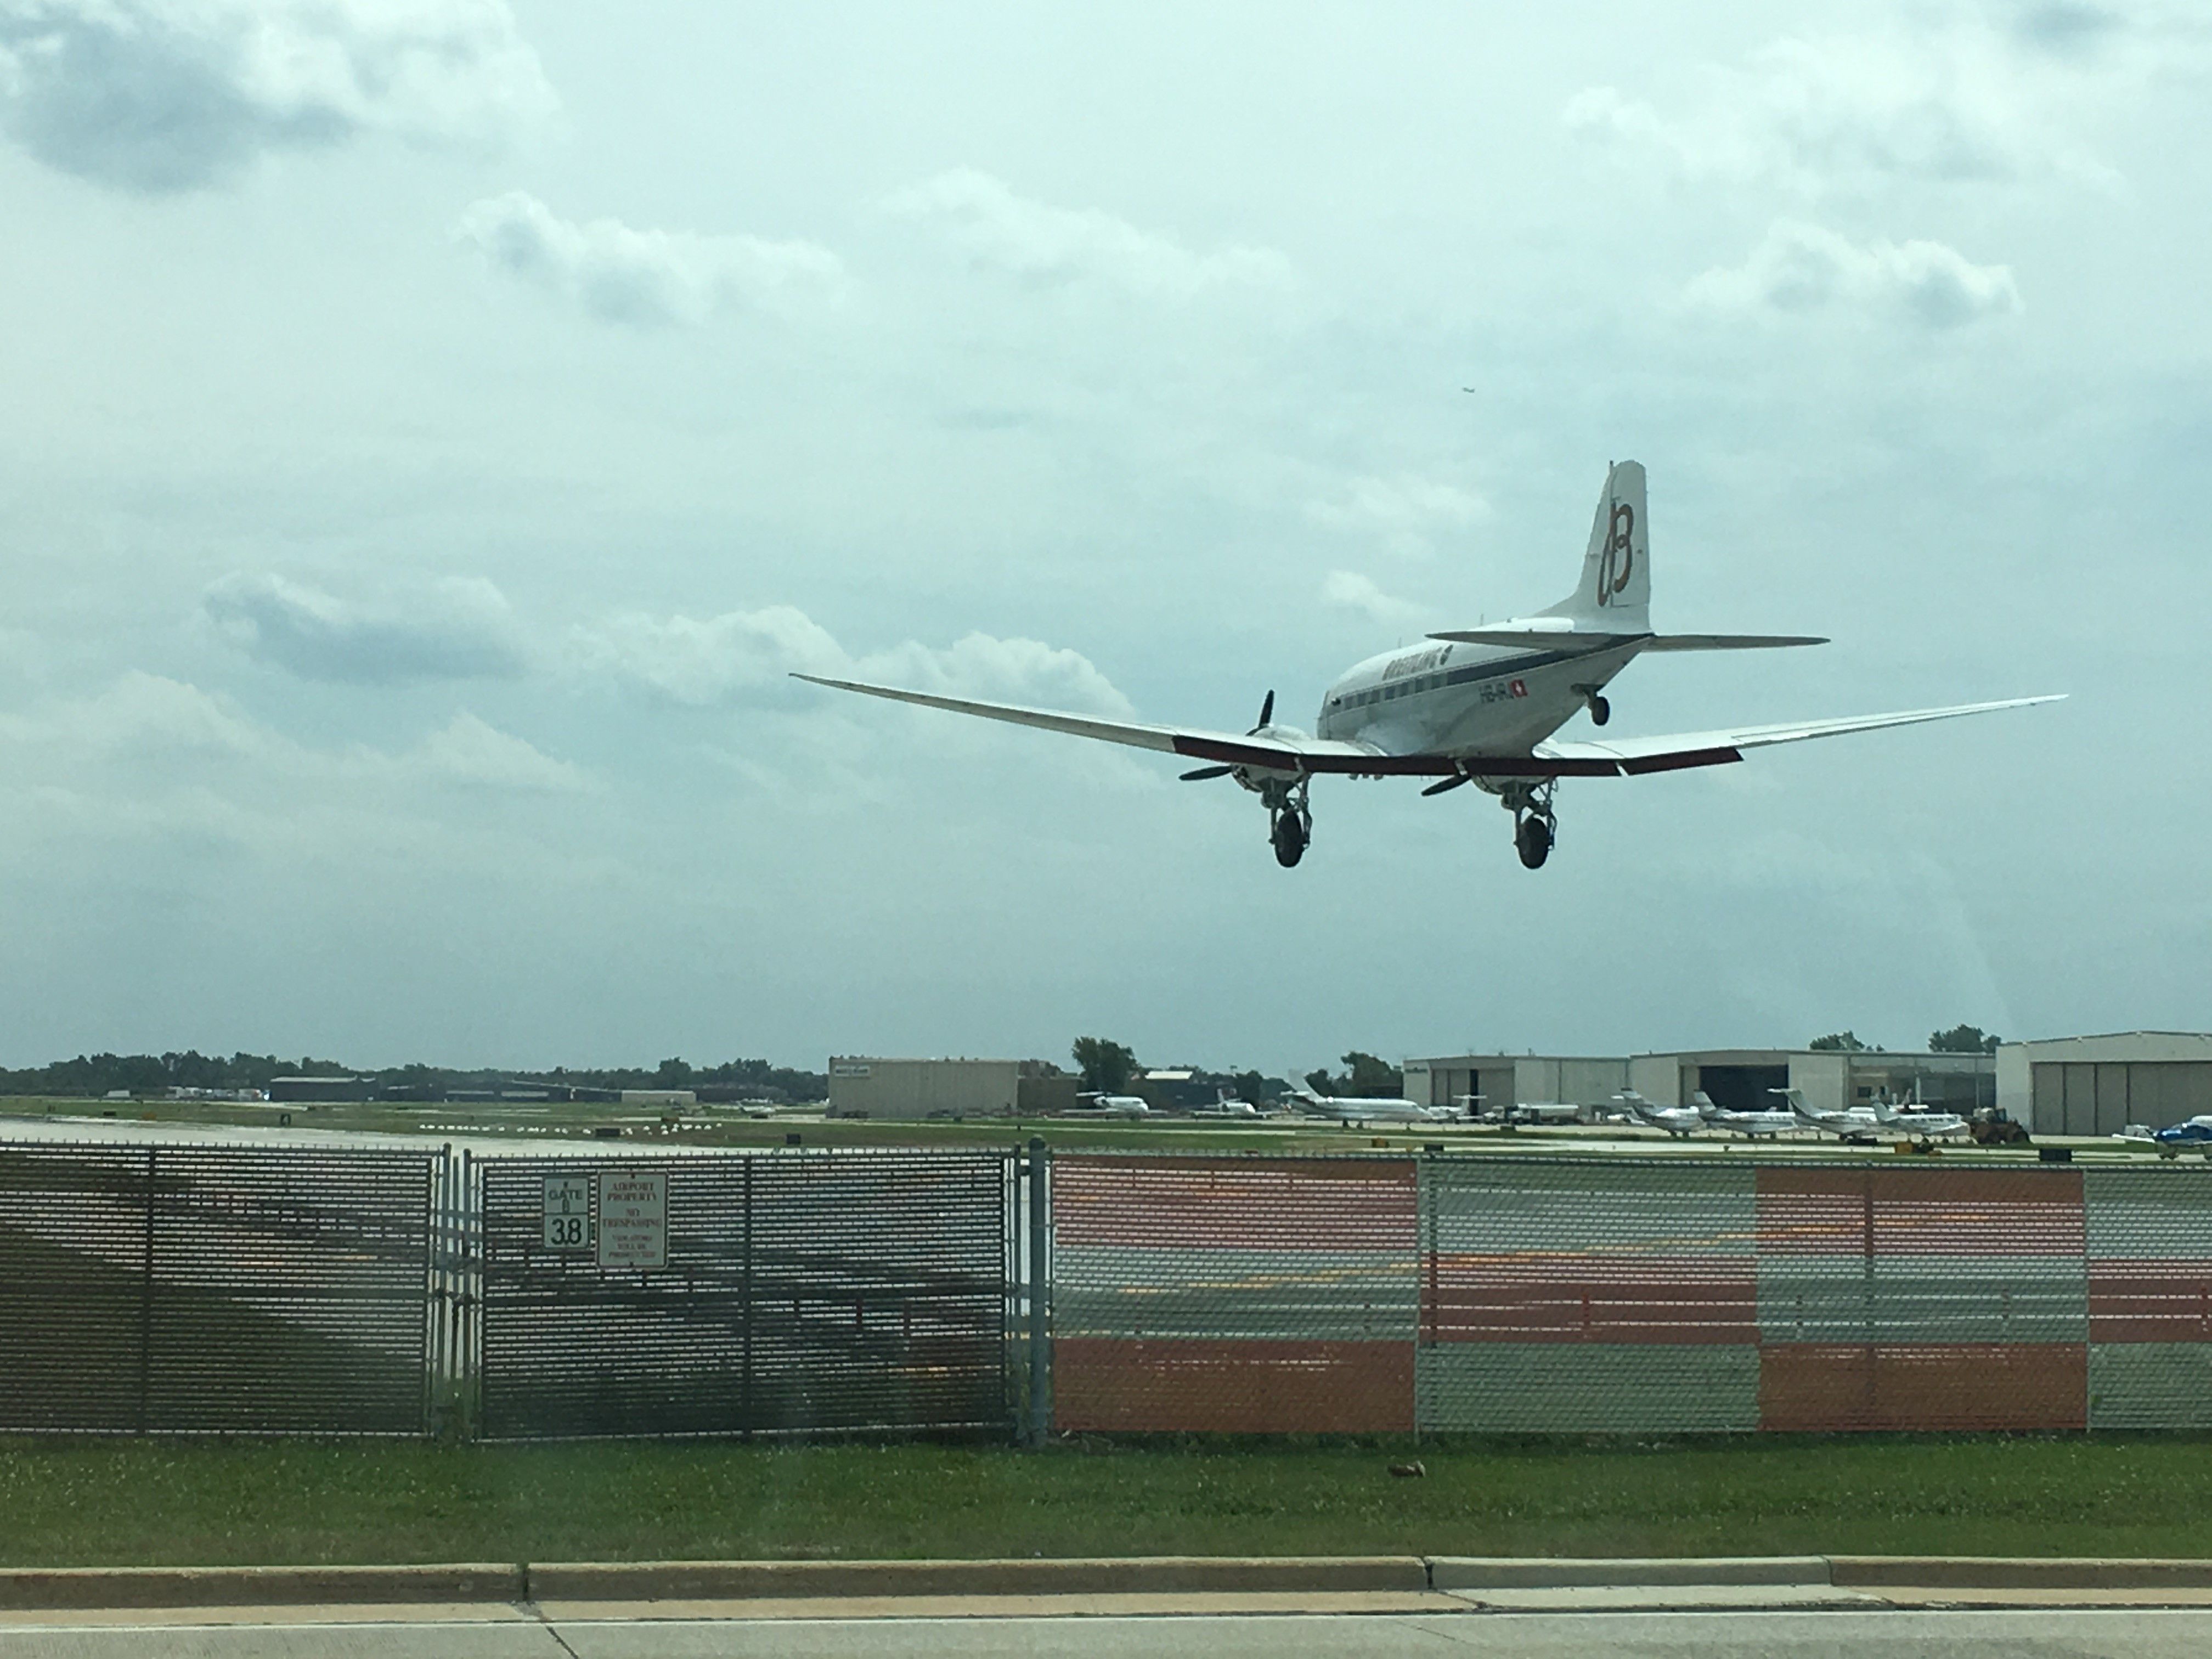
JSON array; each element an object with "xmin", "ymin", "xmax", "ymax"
[
  {"xmin": 1073, "ymin": 1092, "xmax": 1150, "ymax": 1118},
  {"xmin": 1871, "ymin": 1098, "xmax": 1970, "ymax": 1138},
  {"xmin": 1694, "ymin": 1091, "xmax": 1798, "ymax": 1138},
  {"xmin": 797, "ymin": 461, "xmax": 2061, "ymax": 868},
  {"xmin": 1780, "ymin": 1088, "xmax": 1884, "ymax": 1143},
  {"xmin": 1616, "ymin": 1090, "xmax": 1705, "ymax": 1138},
  {"xmin": 1285, "ymin": 1082, "xmax": 1451, "ymax": 1125}
]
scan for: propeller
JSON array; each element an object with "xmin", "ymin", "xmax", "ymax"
[
  {"xmin": 1183, "ymin": 690, "xmax": 1278, "ymax": 783},
  {"xmin": 1421, "ymin": 772, "xmax": 1473, "ymax": 797}
]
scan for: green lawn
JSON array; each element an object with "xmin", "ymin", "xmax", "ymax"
[{"xmin": 2, "ymin": 1435, "xmax": 2209, "ymax": 1566}]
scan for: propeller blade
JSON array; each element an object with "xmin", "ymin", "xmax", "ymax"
[
  {"xmin": 1180, "ymin": 765, "xmax": 1236, "ymax": 781},
  {"xmin": 1249, "ymin": 690, "xmax": 1274, "ymax": 733},
  {"xmin": 1421, "ymin": 773, "xmax": 1473, "ymax": 797}
]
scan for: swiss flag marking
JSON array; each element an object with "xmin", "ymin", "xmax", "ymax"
[{"xmin": 1509, "ymin": 679, "xmax": 1527, "ymax": 698}]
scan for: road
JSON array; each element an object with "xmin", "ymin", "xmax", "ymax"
[{"xmin": 2, "ymin": 1610, "xmax": 2208, "ymax": 1657}]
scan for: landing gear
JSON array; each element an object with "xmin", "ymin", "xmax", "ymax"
[
  {"xmin": 1263, "ymin": 777, "xmax": 1312, "ymax": 868},
  {"xmin": 1500, "ymin": 780, "xmax": 1557, "ymax": 871},
  {"xmin": 1573, "ymin": 684, "xmax": 1611, "ymax": 726},
  {"xmin": 1515, "ymin": 812, "xmax": 1553, "ymax": 870}
]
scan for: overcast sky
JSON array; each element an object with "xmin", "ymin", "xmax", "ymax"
[{"xmin": 0, "ymin": 0, "xmax": 2204, "ymax": 1076}]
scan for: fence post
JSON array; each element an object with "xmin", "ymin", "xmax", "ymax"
[{"xmin": 1026, "ymin": 1136, "xmax": 1050, "ymax": 1447}]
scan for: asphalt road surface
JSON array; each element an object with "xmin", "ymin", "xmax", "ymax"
[{"xmin": 4, "ymin": 1610, "xmax": 2211, "ymax": 1657}]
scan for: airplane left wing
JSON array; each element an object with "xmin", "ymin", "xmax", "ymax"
[
  {"xmin": 791, "ymin": 673, "xmax": 1594, "ymax": 775},
  {"xmin": 1534, "ymin": 695, "xmax": 2064, "ymax": 775}
]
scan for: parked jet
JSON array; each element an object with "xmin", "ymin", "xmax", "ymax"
[
  {"xmin": 1285, "ymin": 1083, "xmax": 1451, "ymax": 1124},
  {"xmin": 1504, "ymin": 1102, "xmax": 1587, "ymax": 1126},
  {"xmin": 1073, "ymin": 1092, "xmax": 1150, "ymax": 1118},
  {"xmin": 1192, "ymin": 1089, "xmax": 1260, "ymax": 1119},
  {"xmin": 1693, "ymin": 1091, "xmax": 1797, "ymax": 1137},
  {"xmin": 1871, "ymin": 1098, "xmax": 1970, "ymax": 1138},
  {"xmin": 797, "ymin": 461, "xmax": 2060, "ymax": 868},
  {"xmin": 1616, "ymin": 1090, "xmax": 1705, "ymax": 1138},
  {"xmin": 1779, "ymin": 1088, "xmax": 1883, "ymax": 1142}
]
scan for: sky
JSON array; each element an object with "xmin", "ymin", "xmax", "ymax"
[{"xmin": 0, "ymin": 0, "xmax": 2205, "ymax": 1077}]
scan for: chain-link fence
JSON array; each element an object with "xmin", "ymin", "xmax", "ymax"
[
  {"xmin": 0, "ymin": 1142, "xmax": 436, "ymax": 1434},
  {"xmin": 1051, "ymin": 1153, "xmax": 2212, "ymax": 1435}
]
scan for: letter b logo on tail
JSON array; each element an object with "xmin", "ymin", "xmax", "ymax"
[{"xmin": 1598, "ymin": 501, "xmax": 1634, "ymax": 605}]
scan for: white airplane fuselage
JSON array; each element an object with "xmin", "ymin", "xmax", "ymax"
[
  {"xmin": 1293, "ymin": 1092, "xmax": 1447, "ymax": 1123},
  {"xmin": 1311, "ymin": 639, "xmax": 1640, "ymax": 769}
]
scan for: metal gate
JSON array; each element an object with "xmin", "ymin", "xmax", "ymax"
[
  {"xmin": 0, "ymin": 1142, "xmax": 436, "ymax": 1434},
  {"xmin": 476, "ymin": 1150, "xmax": 1013, "ymax": 1438}
]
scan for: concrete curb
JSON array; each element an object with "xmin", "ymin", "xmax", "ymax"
[
  {"xmin": 1430, "ymin": 1556, "xmax": 1829, "ymax": 1589},
  {"xmin": 0, "ymin": 1565, "xmax": 524, "ymax": 1611},
  {"xmin": 2, "ymin": 1555, "xmax": 2210, "ymax": 1609},
  {"xmin": 1829, "ymin": 1556, "xmax": 2212, "ymax": 1589},
  {"xmin": 529, "ymin": 1557, "xmax": 1430, "ymax": 1600}
]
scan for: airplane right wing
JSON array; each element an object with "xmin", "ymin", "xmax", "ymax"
[{"xmin": 1534, "ymin": 695, "xmax": 2064, "ymax": 776}]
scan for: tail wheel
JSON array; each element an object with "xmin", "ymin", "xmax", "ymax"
[
  {"xmin": 1589, "ymin": 694, "xmax": 1610, "ymax": 726},
  {"xmin": 1272, "ymin": 812, "xmax": 1307, "ymax": 867},
  {"xmin": 1515, "ymin": 814, "xmax": 1552, "ymax": 870}
]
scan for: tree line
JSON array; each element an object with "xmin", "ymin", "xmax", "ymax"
[{"xmin": 0, "ymin": 1051, "xmax": 830, "ymax": 1103}]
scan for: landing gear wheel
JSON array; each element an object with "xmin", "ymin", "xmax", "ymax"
[
  {"xmin": 1515, "ymin": 813, "xmax": 1553, "ymax": 870},
  {"xmin": 1272, "ymin": 812, "xmax": 1307, "ymax": 868},
  {"xmin": 1589, "ymin": 694, "xmax": 1611, "ymax": 726}
]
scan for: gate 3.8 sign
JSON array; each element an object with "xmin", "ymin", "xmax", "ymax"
[{"xmin": 542, "ymin": 1174, "xmax": 591, "ymax": 1250}]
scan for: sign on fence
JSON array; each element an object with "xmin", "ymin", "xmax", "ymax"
[
  {"xmin": 596, "ymin": 1170, "xmax": 667, "ymax": 1269},
  {"xmin": 542, "ymin": 1175, "xmax": 590, "ymax": 1251}
]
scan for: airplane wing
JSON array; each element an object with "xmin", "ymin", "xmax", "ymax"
[
  {"xmin": 798, "ymin": 674, "xmax": 2061, "ymax": 781},
  {"xmin": 1534, "ymin": 695, "xmax": 2064, "ymax": 776},
  {"xmin": 792, "ymin": 673, "xmax": 1609, "ymax": 776}
]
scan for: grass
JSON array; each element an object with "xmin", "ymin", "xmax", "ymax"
[{"xmin": 3, "ymin": 1435, "xmax": 2212, "ymax": 1566}]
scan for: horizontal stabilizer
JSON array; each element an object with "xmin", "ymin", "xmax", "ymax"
[
  {"xmin": 1637, "ymin": 634, "xmax": 1827, "ymax": 651},
  {"xmin": 1429, "ymin": 629, "xmax": 1825, "ymax": 651}
]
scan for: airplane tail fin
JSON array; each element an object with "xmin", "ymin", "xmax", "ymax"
[
  {"xmin": 1545, "ymin": 460, "xmax": 1649, "ymax": 628},
  {"xmin": 1693, "ymin": 1091, "xmax": 1720, "ymax": 1121}
]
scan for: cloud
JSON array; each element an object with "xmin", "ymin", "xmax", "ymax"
[
  {"xmin": 0, "ymin": 672, "xmax": 583, "ymax": 792},
  {"xmin": 0, "ymin": 669, "xmax": 265, "ymax": 756},
  {"xmin": 411, "ymin": 711, "xmax": 586, "ymax": 792},
  {"xmin": 884, "ymin": 167, "xmax": 1293, "ymax": 300},
  {"xmin": 1321, "ymin": 571, "xmax": 1429, "ymax": 630},
  {"xmin": 454, "ymin": 191, "xmax": 849, "ymax": 326},
  {"xmin": 578, "ymin": 602, "xmax": 1135, "ymax": 719},
  {"xmin": 0, "ymin": 0, "xmax": 554, "ymax": 193},
  {"xmin": 203, "ymin": 572, "xmax": 532, "ymax": 684},
  {"xmin": 1307, "ymin": 475, "xmax": 1489, "ymax": 557},
  {"xmin": 1687, "ymin": 221, "xmax": 2024, "ymax": 329},
  {"xmin": 1564, "ymin": 26, "xmax": 2059, "ymax": 191}
]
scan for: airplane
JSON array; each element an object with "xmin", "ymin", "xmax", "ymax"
[
  {"xmin": 1692, "ymin": 1090, "xmax": 1797, "ymax": 1137},
  {"xmin": 1870, "ymin": 1097, "xmax": 1970, "ymax": 1138},
  {"xmin": 2136, "ymin": 1116, "xmax": 2212, "ymax": 1155},
  {"xmin": 795, "ymin": 460, "xmax": 2061, "ymax": 868},
  {"xmin": 1778, "ymin": 1087, "xmax": 1884, "ymax": 1143},
  {"xmin": 1192, "ymin": 1088, "xmax": 1261, "ymax": 1119},
  {"xmin": 1503, "ymin": 1101, "xmax": 1587, "ymax": 1126},
  {"xmin": 1615, "ymin": 1090, "xmax": 1705, "ymax": 1138},
  {"xmin": 1071, "ymin": 1092, "xmax": 1150, "ymax": 1118},
  {"xmin": 1284, "ymin": 1082, "xmax": 1452, "ymax": 1125}
]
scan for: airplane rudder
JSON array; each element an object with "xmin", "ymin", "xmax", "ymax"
[{"xmin": 1562, "ymin": 459, "xmax": 1650, "ymax": 622}]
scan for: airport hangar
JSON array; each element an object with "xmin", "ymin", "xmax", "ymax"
[
  {"xmin": 1403, "ymin": 1049, "xmax": 1998, "ymax": 1119},
  {"xmin": 825, "ymin": 1035, "xmax": 2212, "ymax": 1133},
  {"xmin": 1996, "ymin": 1031, "xmax": 2212, "ymax": 1137}
]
